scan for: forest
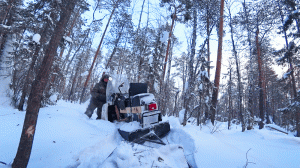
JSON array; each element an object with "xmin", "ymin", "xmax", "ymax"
[
  {"xmin": 1, "ymin": 0, "xmax": 300, "ymax": 167},
  {"xmin": 0, "ymin": 0, "xmax": 300, "ymax": 158}
]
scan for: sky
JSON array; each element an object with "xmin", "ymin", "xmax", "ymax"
[{"xmin": 82, "ymin": 0, "xmax": 242, "ymax": 88}]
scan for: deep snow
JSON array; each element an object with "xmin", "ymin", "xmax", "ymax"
[{"xmin": 1, "ymin": 98, "xmax": 300, "ymax": 168}]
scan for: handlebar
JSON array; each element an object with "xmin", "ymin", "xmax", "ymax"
[{"xmin": 118, "ymin": 82, "xmax": 124, "ymax": 93}]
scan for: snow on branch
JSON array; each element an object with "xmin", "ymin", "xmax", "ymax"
[
  {"xmin": 63, "ymin": 36, "xmax": 73, "ymax": 43},
  {"xmin": 200, "ymin": 70, "xmax": 209, "ymax": 79},
  {"xmin": 32, "ymin": 34, "xmax": 41, "ymax": 44},
  {"xmin": 0, "ymin": 24, "xmax": 12, "ymax": 34},
  {"xmin": 0, "ymin": 24, "xmax": 11, "ymax": 30},
  {"xmin": 276, "ymin": 55, "xmax": 286, "ymax": 63},
  {"xmin": 282, "ymin": 71, "xmax": 292, "ymax": 80},
  {"xmin": 46, "ymin": 13, "xmax": 54, "ymax": 25}
]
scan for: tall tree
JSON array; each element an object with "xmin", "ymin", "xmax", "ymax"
[
  {"xmin": 279, "ymin": 0, "xmax": 298, "ymax": 99},
  {"xmin": 242, "ymin": 0, "xmax": 255, "ymax": 129},
  {"xmin": 106, "ymin": 4, "xmax": 133, "ymax": 72},
  {"xmin": 0, "ymin": 0, "xmax": 23, "ymax": 53},
  {"xmin": 210, "ymin": 0, "xmax": 225, "ymax": 125},
  {"xmin": 160, "ymin": 0, "xmax": 192, "ymax": 82},
  {"xmin": 80, "ymin": 0, "xmax": 120, "ymax": 103},
  {"xmin": 183, "ymin": 0, "xmax": 197, "ymax": 126},
  {"xmin": 12, "ymin": 1, "xmax": 77, "ymax": 167},
  {"xmin": 17, "ymin": 20, "xmax": 51, "ymax": 111},
  {"xmin": 256, "ymin": 28, "xmax": 266, "ymax": 129},
  {"xmin": 227, "ymin": 0, "xmax": 245, "ymax": 131},
  {"xmin": 134, "ymin": 0, "xmax": 146, "ymax": 82},
  {"xmin": 275, "ymin": 0, "xmax": 300, "ymax": 136},
  {"xmin": 198, "ymin": 0, "xmax": 219, "ymax": 78}
]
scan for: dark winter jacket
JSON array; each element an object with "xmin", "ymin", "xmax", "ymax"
[{"xmin": 91, "ymin": 75, "xmax": 108, "ymax": 103}]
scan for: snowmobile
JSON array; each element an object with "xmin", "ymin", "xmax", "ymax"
[
  {"xmin": 100, "ymin": 75, "xmax": 195, "ymax": 168},
  {"xmin": 101, "ymin": 74, "xmax": 170, "ymax": 144}
]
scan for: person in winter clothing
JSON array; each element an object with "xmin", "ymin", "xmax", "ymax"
[{"xmin": 84, "ymin": 74, "xmax": 110, "ymax": 119}]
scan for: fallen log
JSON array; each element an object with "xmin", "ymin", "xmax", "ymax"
[{"xmin": 266, "ymin": 125, "xmax": 288, "ymax": 135}]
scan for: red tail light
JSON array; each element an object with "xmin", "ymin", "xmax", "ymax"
[{"xmin": 148, "ymin": 103, "xmax": 157, "ymax": 111}]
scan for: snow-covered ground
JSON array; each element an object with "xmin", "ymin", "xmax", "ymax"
[{"xmin": 1, "ymin": 98, "xmax": 300, "ymax": 168}]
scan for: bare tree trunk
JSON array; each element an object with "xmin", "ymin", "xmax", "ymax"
[
  {"xmin": 163, "ymin": 44, "xmax": 174, "ymax": 115},
  {"xmin": 18, "ymin": 21, "xmax": 50, "ymax": 111},
  {"xmin": 264, "ymin": 66, "xmax": 271, "ymax": 124},
  {"xmin": 183, "ymin": 4, "xmax": 197, "ymax": 126},
  {"xmin": 289, "ymin": 60, "xmax": 297, "ymax": 99},
  {"xmin": 17, "ymin": 46, "xmax": 39, "ymax": 111},
  {"xmin": 173, "ymin": 90, "xmax": 179, "ymax": 116},
  {"xmin": 137, "ymin": 0, "xmax": 145, "ymax": 33},
  {"xmin": 296, "ymin": 112, "xmax": 300, "ymax": 137},
  {"xmin": 136, "ymin": 0, "xmax": 146, "ymax": 82},
  {"xmin": 290, "ymin": 59, "xmax": 300, "ymax": 136},
  {"xmin": 105, "ymin": 25, "xmax": 125, "ymax": 69},
  {"xmin": 0, "ymin": 0, "xmax": 12, "ymax": 24},
  {"xmin": 0, "ymin": 0, "xmax": 14, "ymax": 49},
  {"xmin": 211, "ymin": 0, "xmax": 225, "ymax": 125},
  {"xmin": 80, "ymin": 0, "xmax": 119, "ymax": 103},
  {"xmin": 0, "ymin": 2, "xmax": 14, "ymax": 58},
  {"xmin": 12, "ymin": 1, "xmax": 76, "ymax": 167},
  {"xmin": 148, "ymin": 65, "xmax": 155, "ymax": 93},
  {"xmin": 58, "ymin": 8, "xmax": 80, "ymax": 59},
  {"xmin": 68, "ymin": 60, "xmax": 81, "ymax": 101},
  {"xmin": 47, "ymin": 9, "xmax": 81, "ymax": 97},
  {"xmin": 182, "ymin": 56, "xmax": 186, "ymax": 100},
  {"xmin": 247, "ymin": 78, "xmax": 254, "ymax": 130},
  {"xmin": 256, "ymin": 28, "xmax": 265, "ymax": 129},
  {"xmin": 197, "ymin": 95, "xmax": 202, "ymax": 126},
  {"xmin": 64, "ymin": 33, "xmax": 88, "ymax": 75},
  {"xmin": 228, "ymin": 66, "xmax": 232, "ymax": 130},
  {"xmin": 228, "ymin": 5, "xmax": 245, "ymax": 131},
  {"xmin": 206, "ymin": 4, "xmax": 210, "ymax": 78},
  {"xmin": 162, "ymin": 8, "xmax": 176, "ymax": 81},
  {"xmin": 242, "ymin": 0, "xmax": 254, "ymax": 129}
]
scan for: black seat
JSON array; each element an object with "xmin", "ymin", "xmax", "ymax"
[{"xmin": 129, "ymin": 83, "xmax": 147, "ymax": 97}]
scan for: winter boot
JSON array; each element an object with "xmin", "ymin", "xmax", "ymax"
[
  {"xmin": 96, "ymin": 108, "xmax": 102, "ymax": 120},
  {"xmin": 84, "ymin": 110, "xmax": 93, "ymax": 118}
]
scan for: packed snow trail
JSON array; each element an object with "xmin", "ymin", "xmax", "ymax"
[
  {"xmin": 69, "ymin": 117, "xmax": 195, "ymax": 168},
  {"xmin": 100, "ymin": 141, "xmax": 189, "ymax": 168},
  {"xmin": 67, "ymin": 130, "xmax": 119, "ymax": 168}
]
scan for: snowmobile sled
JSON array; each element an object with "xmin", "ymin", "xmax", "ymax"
[{"xmin": 101, "ymin": 74, "xmax": 170, "ymax": 144}]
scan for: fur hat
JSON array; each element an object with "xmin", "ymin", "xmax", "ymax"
[{"xmin": 101, "ymin": 74, "xmax": 110, "ymax": 82}]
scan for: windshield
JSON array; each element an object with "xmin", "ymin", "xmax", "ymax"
[{"xmin": 106, "ymin": 73, "xmax": 130, "ymax": 101}]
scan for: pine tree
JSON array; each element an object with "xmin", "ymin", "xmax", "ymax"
[
  {"xmin": 210, "ymin": 0, "xmax": 225, "ymax": 125},
  {"xmin": 12, "ymin": 1, "xmax": 77, "ymax": 167}
]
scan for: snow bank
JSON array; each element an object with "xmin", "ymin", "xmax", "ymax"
[
  {"xmin": 119, "ymin": 121, "xmax": 141, "ymax": 132},
  {"xmin": 101, "ymin": 142, "xmax": 189, "ymax": 168},
  {"xmin": 71, "ymin": 132, "xmax": 119, "ymax": 168},
  {"xmin": 165, "ymin": 117, "xmax": 197, "ymax": 167},
  {"xmin": 179, "ymin": 109, "xmax": 185, "ymax": 124}
]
